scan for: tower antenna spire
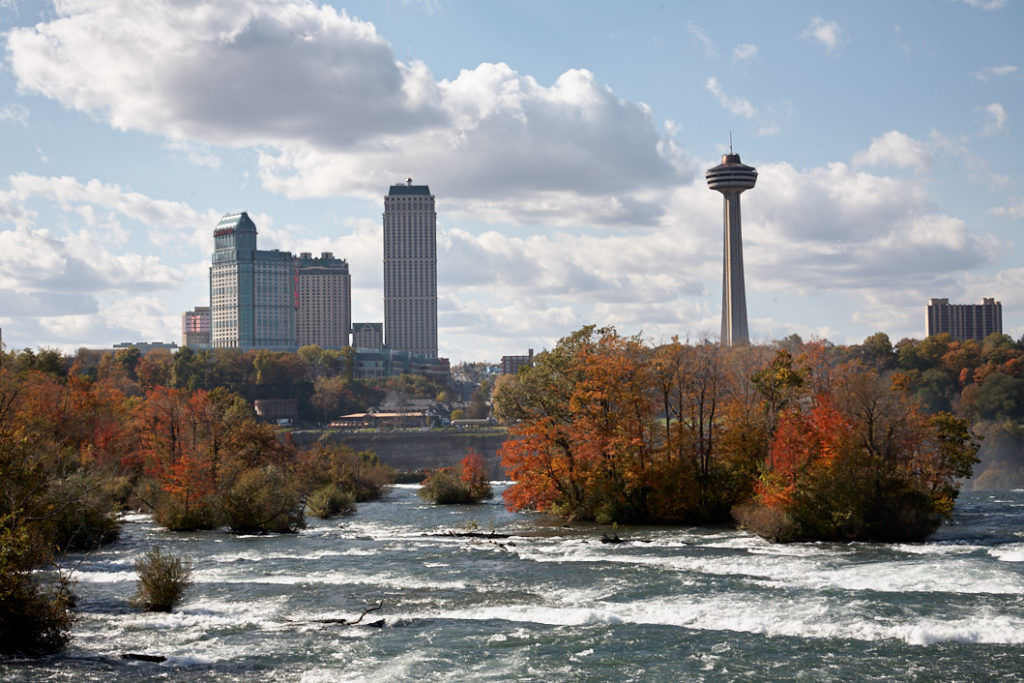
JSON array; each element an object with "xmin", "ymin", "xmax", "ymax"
[{"xmin": 729, "ymin": 131, "xmax": 733, "ymax": 154}]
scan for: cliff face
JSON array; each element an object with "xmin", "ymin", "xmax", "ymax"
[{"xmin": 291, "ymin": 430, "xmax": 510, "ymax": 478}]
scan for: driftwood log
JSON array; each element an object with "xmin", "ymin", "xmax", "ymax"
[
  {"xmin": 427, "ymin": 530, "xmax": 511, "ymax": 539},
  {"xmin": 314, "ymin": 600, "xmax": 384, "ymax": 627},
  {"xmin": 121, "ymin": 653, "xmax": 167, "ymax": 663}
]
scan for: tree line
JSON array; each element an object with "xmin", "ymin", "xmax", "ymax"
[{"xmin": 5, "ymin": 344, "xmax": 451, "ymax": 426}]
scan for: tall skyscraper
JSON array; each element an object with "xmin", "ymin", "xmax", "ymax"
[
  {"xmin": 296, "ymin": 251, "xmax": 351, "ymax": 349},
  {"xmin": 926, "ymin": 297, "xmax": 1002, "ymax": 342},
  {"xmin": 210, "ymin": 211, "xmax": 296, "ymax": 350},
  {"xmin": 383, "ymin": 178, "xmax": 438, "ymax": 358},
  {"xmin": 706, "ymin": 150, "xmax": 757, "ymax": 346}
]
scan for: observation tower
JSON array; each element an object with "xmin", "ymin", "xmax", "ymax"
[{"xmin": 706, "ymin": 148, "xmax": 757, "ymax": 346}]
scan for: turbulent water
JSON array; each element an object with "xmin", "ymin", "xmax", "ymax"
[{"xmin": 4, "ymin": 486, "xmax": 1023, "ymax": 681}]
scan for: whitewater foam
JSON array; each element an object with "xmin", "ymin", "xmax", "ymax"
[{"xmin": 989, "ymin": 543, "xmax": 1024, "ymax": 562}]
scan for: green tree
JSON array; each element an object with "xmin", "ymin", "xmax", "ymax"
[
  {"xmin": 466, "ymin": 378, "xmax": 493, "ymax": 419},
  {"xmin": 858, "ymin": 332, "xmax": 896, "ymax": 370}
]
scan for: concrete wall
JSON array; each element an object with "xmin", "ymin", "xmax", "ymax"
[{"xmin": 292, "ymin": 430, "xmax": 510, "ymax": 478}]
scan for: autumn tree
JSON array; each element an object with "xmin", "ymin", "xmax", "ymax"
[
  {"xmin": 498, "ymin": 326, "xmax": 603, "ymax": 518},
  {"xmin": 419, "ymin": 448, "xmax": 493, "ymax": 505},
  {"xmin": 738, "ymin": 365, "xmax": 979, "ymax": 542}
]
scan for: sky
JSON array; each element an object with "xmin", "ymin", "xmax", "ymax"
[{"xmin": 0, "ymin": 0, "xmax": 1021, "ymax": 362}]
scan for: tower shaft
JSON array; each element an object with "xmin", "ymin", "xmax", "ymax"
[{"xmin": 721, "ymin": 191, "xmax": 749, "ymax": 345}]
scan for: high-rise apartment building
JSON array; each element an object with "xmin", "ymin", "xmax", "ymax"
[
  {"xmin": 383, "ymin": 179, "xmax": 438, "ymax": 358},
  {"xmin": 210, "ymin": 212, "xmax": 296, "ymax": 350},
  {"xmin": 926, "ymin": 297, "xmax": 1003, "ymax": 342},
  {"xmin": 182, "ymin": 306, "xmax": 211, "ymax": 348},
  {"xmin": 296, "ymin": 252, "xmax": 351, "ymax": 349},
  {"xmin": 352, "ymin": 322, "xmax": 384, "ymax": 350}
]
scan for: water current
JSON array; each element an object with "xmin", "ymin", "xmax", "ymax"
[{"xmin": 3, "ymin": 486, "xmax": 1023, "ymax": 681}]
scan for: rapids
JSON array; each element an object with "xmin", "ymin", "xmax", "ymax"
[{"xmin": 3, "ymin": 486, "xmax": 1022, "ymax": 681}]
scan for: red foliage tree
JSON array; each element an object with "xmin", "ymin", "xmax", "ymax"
[{"xmin": 459, "ymin": 448, "xmax": 491, "ymax": 500}]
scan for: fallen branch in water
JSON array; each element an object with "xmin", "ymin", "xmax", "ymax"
[{"xmin": 313, "ymin": 600, "xmax": 384, "ymax": 627}]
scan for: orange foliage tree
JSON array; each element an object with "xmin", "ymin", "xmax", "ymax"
[{"xmin": 498, "ymin": 327, "xmax": 759, "ymax": 523}]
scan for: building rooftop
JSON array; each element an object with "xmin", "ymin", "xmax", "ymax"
[
  {"xmin": 214, "ymin": 211, "xmax": 257, "ymax": 236},
  {"xmin": 388, "ymin": 178, "xmax": 431, "ymax": 196}
]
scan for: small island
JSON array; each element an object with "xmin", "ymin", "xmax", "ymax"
[{"xmin": 495, "ymin": 326, "xmax": 980, "ymax": 542}]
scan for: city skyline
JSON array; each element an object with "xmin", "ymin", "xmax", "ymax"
[{"xmin": 1, "ymin": 1, "xmax": 1022, "ymax": 361}]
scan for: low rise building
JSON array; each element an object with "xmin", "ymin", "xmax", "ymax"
[
  {"xmin": 501, "ymin": 349, "xmax": 534, "ymax": 375},
  {"xmin": 352, "ymin": 322, "xmax": 384, "ymax": 350}
]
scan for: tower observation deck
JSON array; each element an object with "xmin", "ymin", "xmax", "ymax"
[{"xmin": 706, "ymin": 152, "xmax": 757, "ymax": 346}]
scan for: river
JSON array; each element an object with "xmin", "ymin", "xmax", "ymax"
[{"xmin": 3, "ymin": 486, "xmax": 1023, "ymax": 681}]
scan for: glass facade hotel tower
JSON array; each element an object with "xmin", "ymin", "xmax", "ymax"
[{"xmin": 210, "ymin": 212, "xmax": 295, "ymax": 350}]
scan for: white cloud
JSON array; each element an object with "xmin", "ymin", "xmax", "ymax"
[
  {"xmin": 8, "ymin": 0, "xmax": 691, "ymax": 226},
  {"xmin": 852, "ymin": 131, "xmax": 932, "ymax": 173},
  {"xmin": 164, "ymin": 139, "xmax": 222, "ymax": 169},
  {"xmin": 0, "ymin": 173, "xmax": 228, "ymax": 349},
  {"xmin": 990, "ymin": 199, "xmax": 1024, "ymax": 217},
  {"xmin": 983, "ymin": 102, "xmax": 1008, "ymax": 135},
  {"xmin": 0, "ymin": 104, "xmax": 29, "ymax": 125},
  {"xmin": 958, "ymin": 0, "xmax": 1007, "ymax": 9},
  {"xmin": 733, "ymin": 43, "xmax": 758, "ymax": 61},
  {"xmin": 687, "ymin": 21, "xmax": 717, "ymax": 58},
  {"xmin": 802, "ymin": 17, "xmax": 843, "ymax": 53},
  {"xmin": 7, "ymin": 1, "xmax": 444, "ymax": 147},
  {"xmin": 972, "ymin": 64, "xmax": 1018, "ymax": 80},
  {"xmin": 6, "ymin": 173, "xmax": 221, "ymax": 250},
  {"xmin": 929, "ymin": 129, "xmax": 1011, "ymax": 188},
  {"xmin": 704, "ymin": 77, "xmax": 756, "ymax": 119}
]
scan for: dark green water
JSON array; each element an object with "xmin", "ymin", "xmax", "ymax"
[{"xmin": 3, "ymin": 487, "xmax": 1022, "ymax": 681}]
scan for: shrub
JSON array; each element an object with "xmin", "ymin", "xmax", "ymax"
[
  {"xmin": 297, "ymin": 444, "xmax": 395, "ymax": 509},
  {"xmin": 419, "ymin": 468, "xmax": 475, "ymax": 504},
  {"xmin": 306, "ymin": 484, "xmax": 355, "ymax": 519},
  {"xmin": 419, "ymin": 450, "xmax": 494, "ymax": 505},
  {"xmin": 222, "ymin": 465, "xmax": 305, "ymax": 533},
  {"xmin": 732, "ymin": 502, "xmax": 797, "ymax": 542},
  {"xmin": 152, "ymin": 495, "xmax": 221, "ymax": 532},
  {"xmin": 133, "ymin": 547, "xmax": 191, "ymax": 612}
]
